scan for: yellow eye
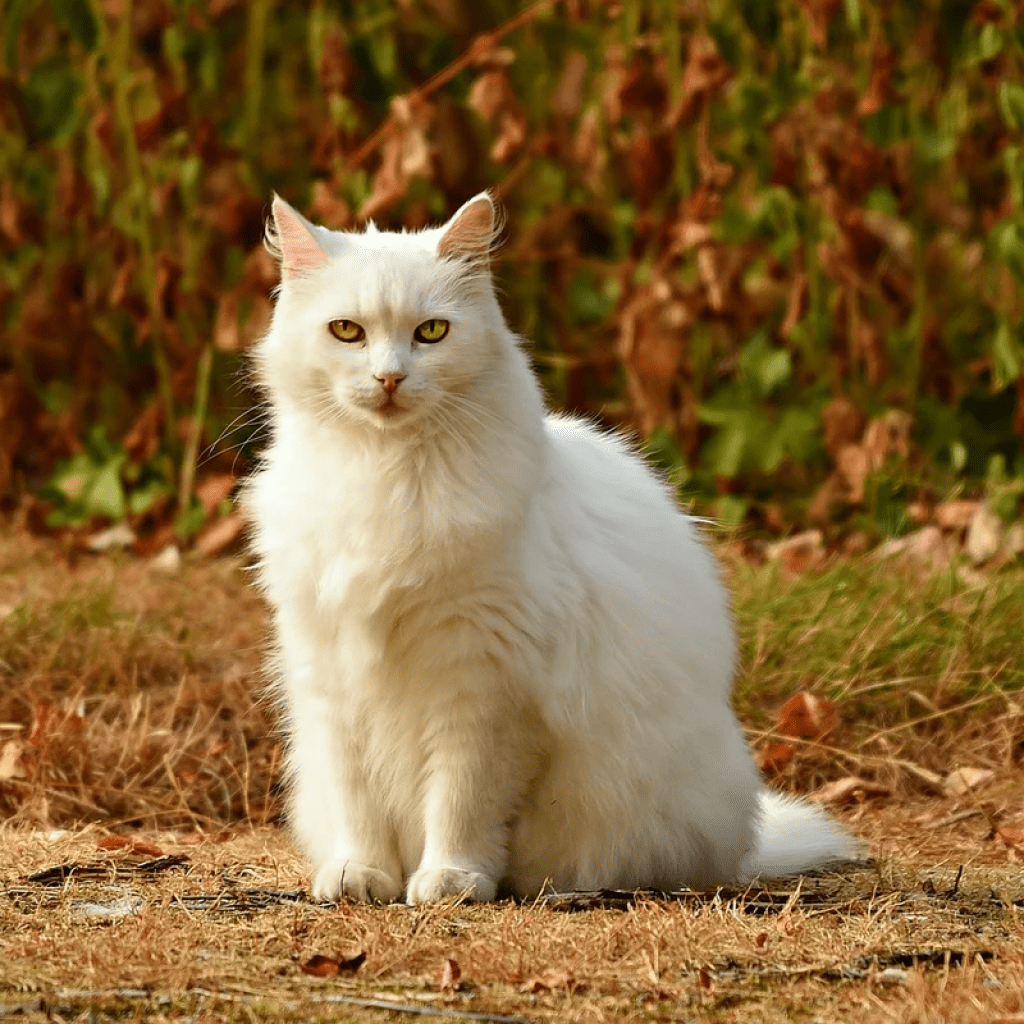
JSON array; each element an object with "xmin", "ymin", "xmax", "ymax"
[
  {"xmin": 328, "ymin": 319, "xmax": 365, "ymax": 342},
  {"xmin": 414, "ymin": 319, "xmax": 450, "ymax": 344}
]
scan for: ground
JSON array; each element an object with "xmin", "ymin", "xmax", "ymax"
[{"xmin": 1, "ymin": 527, "xmax": 1023, "ymax": 1023}]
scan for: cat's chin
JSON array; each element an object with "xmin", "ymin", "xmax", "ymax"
[{"xmin": 356, "ymin": 399, "xmax": 422, "ymax": 430}]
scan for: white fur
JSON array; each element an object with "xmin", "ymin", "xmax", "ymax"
[{"xmin": 244, "ymin": 194, "xmax": 859, "ymax": 903}]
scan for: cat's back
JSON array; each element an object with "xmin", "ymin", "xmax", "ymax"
[
  {"xmin": 540, "ymin": 413, "xmax": 709, "ymax": 564},
  {"xmin": 532, "ymin": 412, "xmax": 735, "ymax": 695}
]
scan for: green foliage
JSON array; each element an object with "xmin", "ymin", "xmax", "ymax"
[{"xmin": 1, "ymin": 0, "xmax": 1023, "ymax": 538}]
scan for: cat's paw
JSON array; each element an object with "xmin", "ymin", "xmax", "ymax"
[
  {"xmin": 406, "ymin": 866, "xmax": 497, "ymax": 905},
  {"xmin": 312, "ymin": 860, "xmax": 402, "ymax": 903}
]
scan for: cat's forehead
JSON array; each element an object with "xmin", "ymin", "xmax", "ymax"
[{"xmin": 312, "ymin": 228, "xmax": 460, "ymax": 317}]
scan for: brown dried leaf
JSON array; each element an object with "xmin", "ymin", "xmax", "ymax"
[
  {"xmin": 97, "ymin": 836, "xmax": 165, "ymax": 857},
  {"xmin": 822, "ymin": 397, "xmax": 865, "ymax": 459},
  {"xmin": 758, "ymin": 742, "xmax": 796, "ymax": 773},
  {"xmin": 468, "ymin": 69, "xmax": 510, "ymax": 123},
  {"xmin": 0, "ymin": 181, "xmax": 23, "ymax": 244},
  {"xmin": 318, "ymin": 28, "xmax": 352, "ymax": 94},
  {"xmin": 863, "ymin": 411, "xmax": 912, "ymax": 471},
  {"xmin": 618, "ymin": 283, "xmax": 690, "ymax": 436},
  {"xmin": 491, "ymin": 110, "xmax": 527, "ymax": 164},
  {"xmin": 935, "ymin": 500, "xmax": 979, "ymax": 533},
  {"xmin": 195, "ymin": 474, "xmax": 236, "ymax": 515},
  {"xmin": 0, "ymin": 738, "xmax": 25, "ymax": 782},
  {"xmin": 440, "ymin": 957, "xmax": 462, "ymax": 991},
  {"xmin": 943, "ymin": 767, "xmax": 994, "ymax": 796},
  {"xmin": 194, "ymin": 510, "xmax": 246, "ymax": 558},
  {"xmin": 697, "ymin": 245, "xmax": 724, "ymax": 311},
  {"xmin": 835, "ymin": 444, "xmax": 870, "ymax": 504},
  {"xmin": 553, "ymin": 50, "xmax": 588, "ymax": 120},
  {"xmin": 995, "ymin": 826, "xmax": 1024, "ymax": 850},
  {"xmin": 301, "ymin": 954, "xmax": 341, "ymax": 978},
  {"xmin": 810, "ymin": 776, "xmax": 889, "ymax": 804},
  {"xmin": 310, "ymin": 181, "xmax": 351, "ymax": 230},
  {"xmin": 520, "ymin": 971, "xmax": 574, "ymax": 993},
  {"xmin": 765, "ymin": 530, "xmax": 825, "ymax": 573},
  {"xmin": 777, "ymin": 691, "xmax": 838, "ymax": 741}
]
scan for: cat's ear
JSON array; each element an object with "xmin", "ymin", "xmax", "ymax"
[
  {"xmin": 437, "ymin": 192, "xmax": 498, "ymax": 263},
  {"xmin": 266, "ymin": 195, "xmax": 330, "ymax": 280}
]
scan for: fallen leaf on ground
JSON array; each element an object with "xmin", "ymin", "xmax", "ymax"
[
  {"xmin": 777, "ymin": 692, "xmax": 838, "ymax": 741},
  {"xmin": 873, "ymin": 526, "xmax": 951, "ymax": 571},
  {"xmin": 440, "ymin": 957, "xmax": 462, "ymax": 991},
  {"xmin": 765, "ymin": 530, "xmax": 825, "ymax": 573},
  {"xmin": 809, "ymin": 776, "xmax": 889, "ymax": 804},
  {"xmin": 758, "ymin": 742, "xmax": 796, "ymax": 773},
  {"xmin": 194, "ymin": 510, "xmax": 245, "ymax": 557},
  {"xmin": 995, "ymin": 826, "xmax": 1024, "ymax": 850},
  {"xmin": 86, "ymin": 523, "xmax": 137, "ymax": 553},
  {"xmin": 520, "ymin": 971, "xmax": 575, "ymax": 993},
  {"xmin": 96, "ymin": 836, "xmax": 165, "ymax": 857},
  {"xmin": 301, "ymin": 951, "xmax": 366, "ymax": 978},
  {"xmin": 195, "ymin": 473, "xmax": 236, "ymax": 514},
  {"xmin": 943, "ymin": 766, "xmax": 994, "ymax": 796},
  {"xmin": 934, "ymin": 499, "xmax": 978, "ymax": 532},
  {"xmin": 0, "ymin": 739, "xmax": 25, "ymax": 781},
  {"xmin": 966, "ymin": 503, "xmax": 1003, "ymax": 566}
]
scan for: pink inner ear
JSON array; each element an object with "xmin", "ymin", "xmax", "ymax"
[
  {"xmin": 273, "ymin": 199, "xmax": 329, "ymax": 279},
  {"xmin": 437, "ymin": 198, "xmax": 494, "ymax": 260}
]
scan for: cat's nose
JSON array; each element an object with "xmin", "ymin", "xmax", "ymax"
[{"xmin": 375, "ymin": 372, "xmax": 406, "ymax": 395}]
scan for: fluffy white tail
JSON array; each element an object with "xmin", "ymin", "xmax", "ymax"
[{"xmin": 740, "ymin": 790, "xmax": 861, "ymax": 881}]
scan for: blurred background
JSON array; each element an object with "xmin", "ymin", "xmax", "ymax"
[{"xmin": 2, "ymin": 0, "xmax": 1023, "ymax": 552}]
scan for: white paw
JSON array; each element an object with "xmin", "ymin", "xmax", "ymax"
[
  {"xmin": 406, "ymin": 866, "xmax": 497, "ymax": 905},
  {"xmin": 311, "ymin": 860, "xmax": 403, "ymax": 903}
]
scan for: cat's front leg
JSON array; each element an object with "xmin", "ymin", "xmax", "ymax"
[
  {"xmin": 288, "ymin": 690, "xmax": 403, "ymax": 903},
  {"xmin": 407, "ymin": 662, "xmax": 538, "ymax": 904}
]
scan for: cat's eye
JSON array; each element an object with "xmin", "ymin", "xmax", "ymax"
[
  {"xmin": 414, "ymin": 319, "xmax": 450, "ymax": 344},
  {"xmin": 328, "ymin": 319, "xmax": 365, "ymax": 342}
]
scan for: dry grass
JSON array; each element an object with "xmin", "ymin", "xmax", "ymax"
[
  {"xmin": 0, "ymin": 532, "xmax": 274, "ymax": 828},
  {"xmin": 2, "ymin": 525, "xmax": 1024, "ymax": 1021},
  {"xmin": 1, "ymin": 822, "xmax": 1023, "ymax": 1023}
]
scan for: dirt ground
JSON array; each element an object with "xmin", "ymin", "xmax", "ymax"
[
  {"xmin": 2, "ymin": 530, "xmax": 1024, "ymax": 1022},
  {"xmin": 2, "ymin": 815, "xmax": 1023, "ymax": 1024}
]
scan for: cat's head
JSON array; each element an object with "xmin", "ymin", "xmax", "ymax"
[{"xmin": 257, "ymin": 193, "xmax": 507, "ymax": 433}]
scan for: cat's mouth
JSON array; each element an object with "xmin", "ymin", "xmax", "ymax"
[{"xmin": 372, "ymin": 396, "xmax": 408, "ymax": 420}]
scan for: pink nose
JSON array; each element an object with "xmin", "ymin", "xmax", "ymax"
[{"xmin": 375, "ymin": 372, "xmax": 406, "ymax": 395}]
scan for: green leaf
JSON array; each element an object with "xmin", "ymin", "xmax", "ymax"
[
  {"xmin": 174, "ymin": 498, "xmax": 207, "ymax": 541},
  {"xmin": 644, "ymin": 426, "xmax": 688, "ymax": 475},
  {"xmin": 991, "ymin": 220, "xmax": 1024, "ymax": 283},
  {"xmin": 48, "ymin": 0, "xmax": 97, "ymax": 49},
  {"xmin": 4, "ymin": 0, "xmax": 35, "ymax": 71},
  {"xmin": 84, "ymin": 458, "xmax": 127, "ymax": 521},
  {"xmin": 24, "ymin": 59, "xmax": 80, "ymax": 140},
  {"xmin": 714, "ymin": 495, "xmax": 749, "ymax": 530},
  {"xmin": 704, "ymin": 415, "xmax": 749, "ymax": 479},
  {"xmin": 978, "ymin": 22, "xmax": 1004, "ymax": 62},
  {"xmin": 992, "ymin": 319, "xmax": 1022, "ymax": 391},
  {"xmin": 568, "ymin": 270, "xmax": 613, "ymax": 324},
  {"xmin": 844, "ymin": 0, "xmax": 862, "ymax": 32},
  {"xmin": 1005, "ymin": 147, "xmax": 1024, "ymax": 210},
  {"xmin": 862, "ymin": 105, "xmax": 906, "ymax": 147},
  {"xmin": 999, "ymin": 82, "xmax": 1024, "ymax": 133},
  {"xmin": 128, "ymin": 479, "xmax": 171, "ymax": 516},
  {"xmin": 739, "ymin": 333, "xmax": 790, "ymax": 400},
  {"xmin": 50, "ymin": 452, "xmax": 95, "ymax": 503}
]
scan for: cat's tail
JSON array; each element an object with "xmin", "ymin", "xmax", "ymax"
[{"xmin": 740, "ymin": 789, "xmax": 862, "ymax": 880}]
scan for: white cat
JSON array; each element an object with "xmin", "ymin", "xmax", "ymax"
[{"xmin": 244, "ymin": 192, "xmax": 858, "ymax": 904}]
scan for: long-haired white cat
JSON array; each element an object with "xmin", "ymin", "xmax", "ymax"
[{"xmin": 245, "ymin": 192, "xmax": 857, "ymax": 904}]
